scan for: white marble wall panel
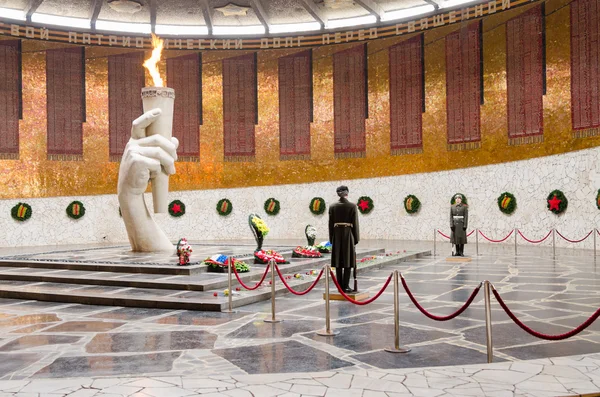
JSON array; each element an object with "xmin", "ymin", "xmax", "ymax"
[{"xmin": 2, "ymin": 146, "xmax": 600, "ymax": 249}]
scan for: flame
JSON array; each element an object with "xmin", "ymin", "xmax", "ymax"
[{"xmin": 143, "ymin": 33, "xmax": 164, "ymax": 87}]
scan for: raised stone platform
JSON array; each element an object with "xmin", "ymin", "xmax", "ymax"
[{"xmin": 0, "ymin": 242, "xmax": 430, "ymax": 311}]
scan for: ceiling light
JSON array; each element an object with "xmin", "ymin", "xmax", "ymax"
[
  {"xmin": 107, "ymin": 0, "xmax": 143, "ymax": 14},
  {"xmin": 439, "ymin": 0, "xmax": 481, "ymax": 9},
  {"xmin": 155, "ymin": 24, "xmax": 208, "ymax": 36},
  {"xmin": 269, "ymin": 22, "xmax": 321, "ymax": 34},
  {"xmin": 31, "ymin": 13, "xmax": 91, "ymax": 29},
  {"xmin": 0, "ymin": 7, "xmax": 26, "ymax": 21},
  {"xmin": 326, "ymin": 15, "xmax": 377, "ymax": 29},
  {"xmin": 381, "ymin": 5, "xmax": 436, "ymax": 21},
  {"xmin": 212, "ymin": 25, "xmax": 265, "ymax": 36},
  {"xmin": 95, "ymin": 20, "xmax": 152, "ymax": 34}
]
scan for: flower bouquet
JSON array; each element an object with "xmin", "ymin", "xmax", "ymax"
[
  {"xmin": 176, "ymin": 238, "xmax": 192, "ymax": 266},
  {"xmin": 305, "ymin": 225, "xmax": 317, "ymax": 246},
  {"xmin": 249, "ymin": 213, "xmax": 270, "ymax": 251},
  {"xmin": 292, "ymin": 245, "xmax": 322, "ymax": 258},
  {"xmin": 254, "ymin": 249, "xmax": 288, "ymax": 265},
  {"xmin": 316, "ymin": 241, "xmax": 332, "ymax": 253},
  {"xmin": 202, "ymin": 254, "xmax": 251, "ymax": 273}
]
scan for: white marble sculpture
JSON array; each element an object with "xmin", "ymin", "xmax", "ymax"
[{"xmin": 117, "ymin": 109, "xmax": 179, "ymax": 252}]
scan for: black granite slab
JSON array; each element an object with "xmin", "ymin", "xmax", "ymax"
[
  {"xmin": 155, "ymin": 311, "xmax": 250, "ymax": 326},
  {"xmin": 226, "ymin": 319, "xmax": 324, "ymax": 338},
  {"xmin": 0, "ymin": 334, "xmax": 81, "ymax": 351},
  {"xmin": 87, "ymin": 307, "xmax": 177, "ymax": 321},
  {"xmin": 86, "ymin": 330, "xmax": 217, "ymax": 353},
  {"xmin": 43, "ymin": 321, "xmax": 125, "ymax": 333},
  {"xmin": 499, "ymin": 339, "xmax": 600, "ymax": 360},
  {"xmin": 0, "ymin": 353, "xmax": 43, "ymax": 377}
]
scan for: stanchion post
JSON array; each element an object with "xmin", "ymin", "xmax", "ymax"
[
  {"xmin": 264, "ymin": 259, "xmax": 282, "ymax": 323},
  {"xmin": 433, "ymin": 229, "xmax": 436, "ymax": 257},
  {"xmin": 483, "ymin": 280, "xmax": 493, "ymax": 363},
  {"xmin": 514, "ymin": 228, "xmax": 518, "ymax": 257},
  {"xmin": 553, "ymin": 228, "xmax": 556, "ymax": 260},
  {"xmin": 385, "ymin": 271, "xmax": 411, "ymax": 353},
  {"xmin": 594, "ymin": 228, "xmax": 597, "ymax": 259},
  {"xmin": 224, "ymin": 255, "xmax": 234, "ymax": 313},
  {"xmin": 476, "ymin": 228, "xmax": 479, "ymax": 257},
  {"xmin": 317, "ymin": 265, "xmax": 339, "ymax": 336}
]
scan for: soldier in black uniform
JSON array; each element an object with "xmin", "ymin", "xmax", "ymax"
[
  {"xmin": 328, "ymin": 185, "xmax": 360, "ymax": 293},
  {"xmin": 450, "ymin": 194, "xmax": 469, "ymax": 256}
]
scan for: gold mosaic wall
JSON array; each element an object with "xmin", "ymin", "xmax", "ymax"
[{"xmin": 1, "ymin": 0, "xmax": 596, "ymax": 200}]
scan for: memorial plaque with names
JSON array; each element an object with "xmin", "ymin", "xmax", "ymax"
[
  {"xmin": 571, "ymin": 0, "xmax": 600, "ymax": 138},
  {"xmin": 167, "ymin": 53, "xmax": 201, "ymax": 162},
  {"xmin": 223, "ymin": 53, "xmax": 256, "ymax": 162},
  {"xmin": 445, "ymin": 21, "xmax": 482, "ymax": 151},
  {"xmin": 507, "ymin": 5, "xmax": 544, "ymax": 145},
  {"xmin": 46, "ymin": 47, "xmax": 85, "ymax": 160},
  {"xmin": 334, "ymin": 44, "xmax": 367, "ymax": 158},
  {"xmin": 279, "ymin": 50, "xmax": 312, "ymax": 160},
  {"xmin": 108, "ymin": 52, "xmax": 144, "ymax": 161},
  {"xmin": 389, "ymin": 35, "xmax": 423, "ymax": 155},
  {"xmin": 0, "ymin": 40, "xmax": 20, "ymax": 159}
]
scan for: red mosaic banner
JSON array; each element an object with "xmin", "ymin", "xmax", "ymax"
[
  {"xmin": 506, "ymin": 5, "xmax": 544, "ymax": 144},
  {"xmin": 46, "ymin": 47, "xmax": 84, "ymax": 160},
  {"xmin": 445, "ymin": 21, "xmax": 482, "ymax": 150},
  {"xmin": 167, "ymin": 53, "xmax": 201, "ymax": 161},
  {"xmin": 222, "ymin": 53, "xmax": 257, "ymax": 161},
  {"xmin": 0, "ymin": 40, "xmax": 20, "ymax": 159},
  {"xmin": 108, "ymin": 52, "xmax": 144, "ymax": 161},
  {"xmin": 334, "ymin": 44, "xmax": 367, "ymax": 158},
  {"xmin": 389, "ymin": 35, "xmax": 423, "ymax": 155},
  {"xmin": 278, "ymin": 50, "xmax": 312, "ymax": 160},
  {"xmin": 571, "ymin": 0, "xmax": 600, "ymax": 137}
]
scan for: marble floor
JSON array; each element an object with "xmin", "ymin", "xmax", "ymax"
[{"xmin": 0, "ymin": 240, "xmax": 597, "ymax": 396}]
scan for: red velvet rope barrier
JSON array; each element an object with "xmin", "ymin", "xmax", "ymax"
[
  {"xmin": 401, "ymin": 276, "xmax": 481, "ymax": 321},
  {"xmin": 329, "ymin": 269, "xmax": 392, "ymax": 305},
  {"xmin": 517, "ymin": 229, "xmax": 552, "ymax": 244},
  {"xmin": 478, "ymin": 229, "xmax": 514, "ymax": 243},
  {"xmin": 437, "ymin": 230, "xmax": 451, "ymax": 239},
  {"xmin": 232, "ymin": 262, "xmax": 271, "ymax": 290},
  {"xmin": 467, "ymin": 230, "xmax": 475, "ymax": 237},
  {"xmin": 492, "ymin": 288, "xmax": 600, "ymax": 340},
  {"xmin": 555, "ymin": 230, "xmax": 593, "ymax": 243},
  {"xmin": 275, "ymin": 265, "xmax": 324, "ymax": 296}
]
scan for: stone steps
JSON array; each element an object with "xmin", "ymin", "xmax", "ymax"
[{"xmin": 0, "ymin": 248, "xmax": 430, "ymax": 311}]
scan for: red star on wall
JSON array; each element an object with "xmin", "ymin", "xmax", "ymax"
[
  {"xmin": 358, "ymin": 200, "xmax": 370, "ymax": 211},
  {"xmin": 171, "ymin": 203, "xmax": 182, "ymax": 213},
  {"xmin": 548, "ymin": 195, "xmax": 561, "ymax": 211}
]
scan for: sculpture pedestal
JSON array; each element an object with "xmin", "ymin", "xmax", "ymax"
[
  {"xmin": 323, "ymin": 291, "xmax": 370, "ymax": 301},
  {"xmin": 446, "ymin": 256, "xmax": 472, "ymax": 262}
]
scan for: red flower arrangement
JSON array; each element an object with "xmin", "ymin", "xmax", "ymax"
[
  {"xmin": 254, "ymin": 249, "xmax": 288, "ymax": 264},
  {"xmin": 292, "ymin": 246, "xmax": 322, "ymax": 258}
]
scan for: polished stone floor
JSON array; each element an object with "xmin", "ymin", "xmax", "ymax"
[{"xmin": 0, "ymin": 240, "xmax": 597, "ymax": 396}]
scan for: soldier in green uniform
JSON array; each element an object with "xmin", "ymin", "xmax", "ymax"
[{"xmin": 450, "ymin": 194, "xmax": 468, "ymax": 256}]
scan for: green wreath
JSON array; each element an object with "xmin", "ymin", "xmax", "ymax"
[
  {"xmin": 547, "ymin": 189, "xmax": 568, "ymax": 215},
  {"xmin": 264, "ymin": 198, "xmax": 280, "ymax": 216},
  {"xmin": 309, "ymin": 197, "xmax": 326, "ymax": 215},
  {"xmin": 168, "ymin": 200, "xmax": 186, "ymax": 217},
  {"xmin": 217, "ymin": 198, "xmax": 233, "ymax": 216},
  {"xmin": 66, "ymin": 201, "xmax": 86, "ymax": 219},
  {"xmin": 497, "ymin": 192, "xmax": 517, "ymax": 215},
  {"xmin": 403, "ymin": 195, "xmax": 421, "ymax": 214},
  {"xmin": 11, "ymin": 202, "xmax": 32, "ymax": 222},
  {"xmin": 596, "ymin": 189, "xmax": 600, "ymax": 210},
  {"xmin": 450, "ymin": 193, "xmax": 468, "ymax": 205},
  {"xmin": 357, "ymin": 196, "xmax": 374, "ymax": 214}
]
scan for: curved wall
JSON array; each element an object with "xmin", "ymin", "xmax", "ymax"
[
  {"xmin": 1, "ymin": 0, "xmax": 600, "ymax": 200},
  {"xmin": 1, "ymin": 146, "xmax": 598, "ymax": 248}
]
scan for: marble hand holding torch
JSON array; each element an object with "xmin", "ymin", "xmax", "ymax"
[{"xmin": 142, "ymin": 34, "xmax": 175, "ymax": 213}]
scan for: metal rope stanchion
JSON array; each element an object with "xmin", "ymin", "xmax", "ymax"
[
  {"xmin": 484, "ymin": 280, "xmax": 493, "ymax": 363},
  {"xmin": 553, "ymin": 228, "xmax": 556, "ymax": 260},
  {"xmin": 223, "ymin": 255, "xmax": 235, "ymax": 313},
  {"xmin": 317, "ymin": 265, "xmax": 339, "ymax": 336},
  {"xmin": 385, "ymin": 270, "xmax": 411, "ymax": 353},
  {"xmin": 514, "ymin": 228, "xmax": 518, "ymax": 257},
  {"xmin": 433, "ymin": 229, "xmax": 436, "ymax": 257},
  {"xmin": 264, "ymin": 259, "xmax": 282, "ymax": 323},
  {"xmin": 594, "ymin": 228, "xmax": 597, "ymax": 262},
  {"xmin": 475, "ymin": 228, "xmax": 479, "ymax": 257}
]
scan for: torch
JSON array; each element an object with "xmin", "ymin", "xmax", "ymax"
[{"xmin": 142, "ymin": 34, "xmax": 175, "ymax": 214}]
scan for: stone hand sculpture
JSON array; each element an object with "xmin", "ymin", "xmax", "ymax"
[{"xmin": 118, "ymin": 109, "xmax": 179, "ymax": 252}]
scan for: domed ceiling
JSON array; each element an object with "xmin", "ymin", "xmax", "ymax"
[{"xmin": 0, "ymin": 0, "xmax": 471, "ymax": 36}]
